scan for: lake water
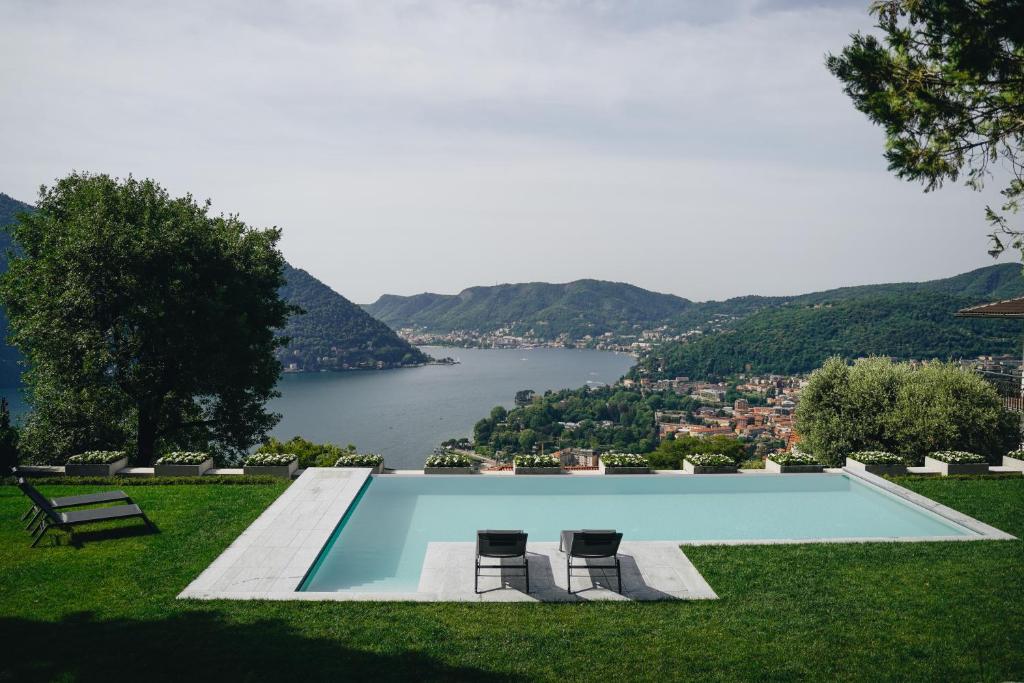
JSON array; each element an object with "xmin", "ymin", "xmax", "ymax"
[
  {"xmin": 0, "ymin": 347, "xmax": 635, "ymax": 468},
  {"xmin": 268, "ymin": 347, "xmax": 635, "ymax": 469}
]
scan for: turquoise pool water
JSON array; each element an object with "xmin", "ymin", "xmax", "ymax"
[{"xmin": 299, "ymin": 474, "xmax": 973, "ymax": 593}]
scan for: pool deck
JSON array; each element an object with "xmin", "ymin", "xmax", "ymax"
[{"xmin": 179, "ymin": 466, "xmax": 1014, "ymax": 603}]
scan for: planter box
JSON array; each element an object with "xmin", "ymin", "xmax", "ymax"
[
  {"xmin": 513, "ymin": 465, "xmax": 562, "ymax": 475},
  {"xmin": 154, "ymin": 458, "xmax": 214, "ymax": 477},
  {"xmin": 599, "ymin": 462, "xmax": 650, "ymax": 474},
  {"xmin": 65, "ymin": 457, "xmax": 128, "ymax": 477},
  {"xmin": 424, "ymin": 467, "xmax": 474, "ymax": 474},
  {"xmin": 243, "ymin": 460, "xmax": 298, "ymax": 479},
  {"xmin": 924, "ymin": 456, "xmax": 989, "ymax": 476},
  {"xmin": 845, "ymin": 457, "xmax": 907, "ymax": 477},
  {"xmin": 1003, "ymin": 454, "xmax": 1024, "ymax": 471},
  {"xmin": 683, "ymin": 460, "xmax": 737, "ymax": 474},
  {"xmin": 765, "ymin": 459, "xmax": 824, "ymax": 474},
  {"xmin": 337, "ymin": 463, "xmax": 384, "ymax": 474}
]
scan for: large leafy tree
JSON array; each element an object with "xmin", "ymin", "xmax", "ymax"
[
  {"xmin": 827, "ymin": 0, "xmax": 1024, "ymax": 255},
  {"xmin": 0, "ymin": 173, "xmax": 292, "ymax": 464}
]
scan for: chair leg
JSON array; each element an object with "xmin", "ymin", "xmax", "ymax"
[
  {"xmin": 566, "ymin": 557, "xmax": 572, "ymax": 594},
  {"xmin": 616, "ymin": 557, "xmax": 622, "ymax": 593},
  {"xmin": 21, "ymin": 505, "xmax": 37, "ymax": 521},
  {"xmin": 474, "ymin": 557, "xmax": 479, "ymax": 594},
  {"xmin": 525, "ymin": 558, "xmax": 530, "ymax": 593},
  {"xmin": 30, "ymin": 520, "xmax": 48, "ymax": 547},
  {"xmin": 25, "ymin": 509, "xmax": 42, "ymax": 532}
]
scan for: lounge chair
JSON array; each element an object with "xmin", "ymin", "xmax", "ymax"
[
  {"xmin": 16, "ymin": 476, "xmax": 154, "ymax": 547},
  {"xmin": 475, "ymin": 530, "xmax": 529, "ymax": 593},
  {"xmin": 13, "ymin": 468, "xmax": 133, "ymax": 534},
  {"xmin": 560, "ymin": 529, "xmax": 624, "ymax": 594}
]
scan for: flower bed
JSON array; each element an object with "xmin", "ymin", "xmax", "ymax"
[
  {"xmin": 1004, "ymin": 449, "xmax": 1024, "ymax": 471},
  {"xmin": 154, "ymin": 451, "xmax": 214, "ymax": 477},
  {"xmin": 243, "ymin": 453, "xmax": 298, "ymax": 478},
  {"xmin": 925, "ymin": 451, "xmax": 989, "ymax": 476},
  {"xmin": 765, "ymin": 450, "xmax": 824, "ymax": 473},
  {"xmin": 424, "ymin": 452, "xmax": 475, "ymax": 474},
  {"xmin": 683, "ymin": 453, "xmax": 737, "ymax": 474},
  {"xmin": 845, "ymin": 451, "xmax": 906, "ymax": 476},
  {"xmin": 599, "ymin": 453, "xmax": 650, "ymax": 474},
  {"xmin": 65, "ymin": 451, "xmax": 128, "ymax": 476},
  {"xmin": 335, "ymin": 453, "xmax": 385, "ymax": 473},
  {"xmin": 513, "ymin": 454, "xmax": 561, "ymax": 474}
]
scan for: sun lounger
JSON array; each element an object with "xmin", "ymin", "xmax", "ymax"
[
  {"xmin": 475, "ymin": 529, "xmax": 529, "ymax": 593},
  {"xmin": 560, "ymin": 529, "xmax": 624, "ymax": 593}
]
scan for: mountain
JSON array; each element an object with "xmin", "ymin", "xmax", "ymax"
[
  {"xmin": 278, "ymin": 265, "xmax": 429, "ymax": 371},
  {"xmin": 0, "ymin": 192, "xmax": 426, "ymax": 382},
  {"xmin": 365, "ymin": 279, "xmax": 700, "ymax": 339}
]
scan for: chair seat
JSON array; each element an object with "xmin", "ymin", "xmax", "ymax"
[
  {"xmin": 60, "ymin": 504, "xmax": 144, "ymax": 525},
  {"xmin": 51, "ymin": 490, "xmax": 132, "ymax": 508}
]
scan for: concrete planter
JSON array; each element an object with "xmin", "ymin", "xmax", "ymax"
[
  {"xmin": 1002, "ymin": 454, "xmax": 1024, "ymax": 471},
  {"xmin": 683, "ymin": 460, "xmax": 737, "ymax": 474},
  {"xmin": 154, "ymin": 457, "xmax": 214, "ymax": 477},
  {"xmin": 599, "ymin": 462, "xmax": 650, "ymax": 474},
  {"xmin": 845, "ymin": 457, "xmax": 907, "ymax": 476},
  {"xmin": 424, "ymin": 467, "xmax": 474, "ymax": 474},
  {"xmin": 243, "ymin": 459, "xmax": 298, "ymax": 479},
  {"xmin": 513, "ymin": 465, "xmax": 562, "ymax": 475},
  {"xmin": 765, "ymin": 459, "xmax": 824, "ymax": 474},
  {"xmin": 65, "ymin": 457, "xmax": 128, "ymax": 477},
  {"xmin": 924, "ymin": 456, "xmax": 989, "ymax": 476},
  {"xmin": 337, "ymin": 463, "xmax": 384, "ymax": 474}
]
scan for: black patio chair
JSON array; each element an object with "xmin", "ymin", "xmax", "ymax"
[
  {"xmin": 475, "ymin": 530, "xmax": 529, "ymax": 593},
  {"xmin": 13, "ymin": 468, "xmax": 133, "ymax": 534},
  {"xmin": 16, "ymin": 477, "xmax": 155, "ymax": 547},
  {"xmin": 560, "ymin": 529, "xmax": 624, "ymax": 594}
]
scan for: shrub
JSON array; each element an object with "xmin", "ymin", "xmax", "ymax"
[
  {"xmin": 257, "ymin": 436, "xmax": 355, "ymax": 468},
  {"xmin": 740, "ymin": 458, "xmax": 766, "ymax": 469},
  {"xmin": 334, "ymin": 453, "xmax": 384, "ymax": 468},
  {"xmin": 929, "ymin": 450, "xmax": 986, "ymax": 464},
  {"xmin": 770, "ymin": 451, "xmax": 820, "ymax": 466},
  {"xmin": 796, "ymin": 356, "xmax": 1017, "ymax": 466},
  {"xmin": 1008, "ymin": 449, "xmax": 1024, "ymax": 461},
  {"xmin": 66, "ymin": 451, "xmax": 126, "ymax": 464},
  {"xmin": 245, "ymin": 453, "xmax": 297, "ymax": 467},
  {"xmin": 425, "ymin": 453, "xmax": 474, "ymax": 468},
  {"xmin": 647, "ymin": 435, "xmax": 747, "ymax": 469},
  {"xmin": 601, "ymin": 453, "xmax": 649, "ymax": 467},
  {"xmin": 155, "ymin": 452, "xmax": 211, "ymax": 465},
  {"xmin": 513, "ymin": 454, "xmax": 560, "ymax": 468},
  {"xmin": 848, "ymin": 450, "xmax": 903, "ymax": 465},
  {"xmin": 685, "ymin": 453, "xmax": 734, "ymax": 467}
]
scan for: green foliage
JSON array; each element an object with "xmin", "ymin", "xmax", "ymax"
[
  {"xmin": 0, "ymin": 194, "xmax": 29, "ymax": 387},
  {"xmin": 154, "ymin": 452, "xmax": 210, "ymax": 465},
  {"xmin": 636, "ymin": 289, "xmax": 1024, "ymax": 379},
  {"xmin": 770, "ymin": 451, "xmax": 820, "ymax": 466},
  {"xmin": 600, "ymin": 453, "xmax": 648, "ymax": 467},
  {"xmin": 66, "ymin": 451, "xmax": 126, "ymax": 464},
  {"xmin": 244, "ymin": 453, "xmax": 297, "ymax": 467},
  {"xmin": 685, "ymin": 453, "xmax": 734, "ymax": 467},
  {"xmin": 647, "ymin": 435, "xmax": 747, "ymax": 469},
  {"xmin": 334, "ymin": 453, "xmax": 384, "ymax": 468},
  {"xmin": 827, "ymin": 0, "xmax": 1024, "ymax": 256},
  {"xmin": 796, "ymin": 357, "xmax": 1017, "ymax": 466},
  {"xmin": 0, "ymin": 398, "xmax": 18, "ymax": 471},
  {"xmin": 257, "ymin": 436, "xmax": 355, "ymax": 469},
  {"xmin": 929, "ymin": 451, "xmax": 986, "ymax": 464},
  {"xmin": 278, "ymin": 265, "xmax": 428, "ymax": 371},
  {"xmin": 848, "ymin": 451, "xmax": 903, "ymax": 465},
  {"xmin": 513, "ymin": 454, "xmax": 559, "ymax": 467},
  {"xmin": 0, "ymin": 174, "xmax": 291, "ymax": 465},
  {"xmin": 424, "ymin": 452, "xmax": 474, "ymax": 468}
]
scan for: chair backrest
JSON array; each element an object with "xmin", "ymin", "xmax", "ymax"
[
  {"xmin": 568, "ymin": 530, "xmax": 623, "ymax": 558},
  {"xmin": 476, "ymin": 530, "xmax": 527, "ymax": 557},
  {"xmin": 16, "ymin": 477, "xmax": 61, "ymax": 523}
]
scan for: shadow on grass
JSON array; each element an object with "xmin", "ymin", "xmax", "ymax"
[{"xmin": 0, "ymin": 611, "xmax": 521, "ymax": 683}]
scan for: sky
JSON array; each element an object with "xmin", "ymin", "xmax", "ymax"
[{"xmin": 0, "ymin": 0, "xmax": 1017, "ymax": 304}]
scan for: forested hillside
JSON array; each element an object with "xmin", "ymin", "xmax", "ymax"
[{"xmin": 0, "ymin": 194, "xmax": 29, "ymax": 385}]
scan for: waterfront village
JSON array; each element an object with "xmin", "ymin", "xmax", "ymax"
[{"xmin": 397, "ymin": 323, "xmax": 720, "ymax": 352}]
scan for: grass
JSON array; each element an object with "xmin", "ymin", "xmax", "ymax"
[{"xmin": 1, "ymin": 477, "xmax": 1022, "ymax": 682}]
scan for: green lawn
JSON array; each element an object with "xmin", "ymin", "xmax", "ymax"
[{"xmin": 1, "ymin": 476, "xmax": 1022, "ymax": 682}]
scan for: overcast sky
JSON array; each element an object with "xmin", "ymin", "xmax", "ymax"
[{"xmin": 0, "ymin": 0, "xmax": 1016, "ymax": 304}]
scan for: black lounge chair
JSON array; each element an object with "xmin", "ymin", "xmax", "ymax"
[
  {"xmin": 475, "ymin": 530, "xmax": 529, "ymax": 593},
  {"xmin": 13, "ymin": 468, "xmax": 133, "ymax": 534},
  {"xmin": 560, "ymin": 529, "xmax": 624, "ymax": 594},
  {"xmin": 16, "ymin": 477, "xmax": 154, "ymax": 547}
]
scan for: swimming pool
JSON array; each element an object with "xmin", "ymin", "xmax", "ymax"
[{"xmin": 299, "ymin": 473, "xmax": 977, "ymax": 593}]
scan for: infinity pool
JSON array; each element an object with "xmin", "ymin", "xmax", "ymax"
[{"xmin": 300, "ymin": 474, "xmax": 974, "ymax": 592}]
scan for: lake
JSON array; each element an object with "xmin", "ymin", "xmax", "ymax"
[
  {"xmin": 268, "ymin": 347, "xmax": 635, "ymax": 468},
  {"xmin": 0, "ymin": 347, "xmax": 636, "ymax": 469}
]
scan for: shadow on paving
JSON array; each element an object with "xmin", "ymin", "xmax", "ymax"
[{"xmin": 0, "ymin": 611, "xmax": 522, "ymax": 683}]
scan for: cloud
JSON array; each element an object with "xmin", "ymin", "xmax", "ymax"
[{"xmin": 0, "ymin": 0, "xmax": 1010, "ymax": 303}]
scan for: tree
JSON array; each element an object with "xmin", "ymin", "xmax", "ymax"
[
  {"xmin": 0, "ymin": 398, "xmax": 18, "ymax": 471},
  {"xmin": 827, "ymin": 1, "xmax": 1024, "ymax": 255},
  {"xmin": 0, "ymin": 173, "xmax": 292, "ymax": 464},
  {"xmin": 795, "ymin": 356, "xmax": 1016, "ymax": 465}
]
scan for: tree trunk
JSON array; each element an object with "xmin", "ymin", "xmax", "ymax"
[{"xmin": 137, "ymin": 403, "xmax": 159, "ymax": 466}]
